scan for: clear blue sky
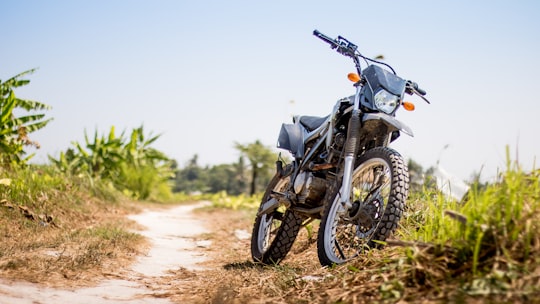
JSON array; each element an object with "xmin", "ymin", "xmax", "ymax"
[{"xmin": 2, "ymin": 0, "xmax": 539, "ymax": 181}]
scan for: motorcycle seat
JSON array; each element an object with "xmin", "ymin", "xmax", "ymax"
[{"xmin": 299, "ymin": 115, "xmax": 329, "ymax": 131}]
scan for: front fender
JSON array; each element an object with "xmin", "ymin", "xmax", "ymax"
[{"xmin": 362, "ymin": 113, "xmax": 414, "ymax": 137}]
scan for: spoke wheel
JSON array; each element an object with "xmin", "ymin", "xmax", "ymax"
[
  {"xmin": 317, "ymin": 147, "xmax": 409, "ymax": 266},
  {"xmin": 251, "ymin": 170, "xmax": 303, "ymax": 265}
]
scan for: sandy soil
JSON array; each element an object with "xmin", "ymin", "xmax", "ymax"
[{"xmin": 0, "ymin": 202, "xmax": 212, "ymax": 304}]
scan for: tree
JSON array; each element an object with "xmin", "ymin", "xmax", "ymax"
[
  {"xmin": 206, "ymin": 164, "xmax": 239, "ymax": 194},
  {"xmin": 0, "ymin": 69, "xmax": 53, "ymax": 166},
  {"xmin": 173, "ymin": 154, "xmax": 208, "ymax": 193},
  {"xmin": 234, "ymin": 140, "xmax": 276, "ymax": 195}
]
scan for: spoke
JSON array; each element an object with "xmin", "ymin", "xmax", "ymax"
[
  {"xmin": 270, "ymin": 226, "xmax": 279, "ymax": 235},
  {"xmin": 334, "ymin": 238, "xmax": 346, "ymax": 260}
]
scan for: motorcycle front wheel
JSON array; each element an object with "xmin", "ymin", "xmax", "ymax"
[
  {"xmin": 317, "ymin": 147, "xmax": 409, "ymax": 266},
  {"xmin": 251, "ymin": 169, "xmax": 303, "ymax": 265}
]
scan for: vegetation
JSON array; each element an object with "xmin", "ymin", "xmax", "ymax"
[
  {"xmin": 188, "ymin": 150, "xmax": 539, "ymax": 303},
  {"xmin": 2, "ymin": 68, "xmax": 539, "ymax": 302},
  {"xmin": 173, "ymin": 154, "xmax": 247, "ymax": 195},
  {"xmin": 0, "ymin": 164, "xmax": 144, "ymax": 287},
  {"xmin": 400, "ymin": 150, "xmax": 540, "ymax": 297},
  {"xmin": 234, "ymin": 140, "xmax": 276, "ymax": 195},
  {"xmin": 173, "ymin": 141, "xmax": 277, "ymax": 196},
  {"xmin": 0, "ymin": 69, "xmax": 53, "ymax": 166},
  {"xmin": 49, "ymin": 125, "xmax": 174, "ymax": 201},
  {"xmin": 0, "ymin": 69, "xmax": 161, "ymax": 287}
]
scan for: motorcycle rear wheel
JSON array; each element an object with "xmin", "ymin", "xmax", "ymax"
[
  {"xmin": 317, "ymin": 147, "xmax": 409, "ymax": 266},
  {"xmin": 251, "ymin": 171, "xmax": 303, "ymax": 265}
]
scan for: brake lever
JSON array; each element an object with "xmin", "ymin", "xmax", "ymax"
[
  {"xmin": 415, "ymin": 91, "xmax": 431, "ymax": 104},
  {"xmin": 406, "ymin": 81, "xmax": 431, "ymax": 104}
]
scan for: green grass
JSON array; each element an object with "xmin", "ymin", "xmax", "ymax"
[
  {"xmin": 200, "ymin": 150, "xmax": 540, "ymax": 302},
  {"xmin": 2, "ymin": 148, "xmax": 539, "ymax": 301},
  {"xmin": 390, "ymin": 150, "xmax": 540, "ymax": 300},
  {"xmin": 0, "ymin": 164, "xmax": 144, "ymax": 286}
]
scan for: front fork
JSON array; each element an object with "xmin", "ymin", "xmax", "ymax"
[{"xmin": 339, "ymin": 109, "xmax": 361, "ymax": 210}]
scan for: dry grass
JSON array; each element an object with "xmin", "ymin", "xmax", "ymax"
[
  {"xmin": 0, "ymin": 178, "xmax": 146, "ymax": 288},
  {"xmin": 157, "ymin": 196, "xmax": 540, "ymax": 304},
  {"xmin": 2, "ymin": 159, "xmax": 539, "ymax": 303}
]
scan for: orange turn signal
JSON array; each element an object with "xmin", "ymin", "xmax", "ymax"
[
  {"xmin": 347, "ymin": 73, "xmax": 361, "ymax": 83},
  {"xmin": 402, "ymin": 101, "xmax": 415, "ymax": 111}
]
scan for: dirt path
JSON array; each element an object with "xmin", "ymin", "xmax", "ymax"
[{"xmin": 0, "ymin": 202, "xmax": 211, "ymax": 304}]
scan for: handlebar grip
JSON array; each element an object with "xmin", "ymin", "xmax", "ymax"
[
  {"xmin": 408, "ymin": 81, "xmax": 427, "ymax": 96},
  {"xmin": 313, "ymin": 29, "xmax": 337, "ymax": 47}
]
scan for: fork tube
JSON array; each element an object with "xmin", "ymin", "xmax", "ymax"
[
  {"xmin": 340, "ymin": 110, "xmax": 360, "ymax": 209},
  {"xmin": 339, "ymin": 88, "xmax": 362, "ymax": 209}
]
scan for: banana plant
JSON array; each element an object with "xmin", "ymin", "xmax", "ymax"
[
  {"xmin": 124, "ymin": 126, "xmax": 168, "ymax": 167},
  {"xmin": 51, "ymin": 125, "xmax": 173, "ymax": 200},
  {"xmin": 0, "ymin": 69, "xmax": 53, "ymax": 166},
  {"xmin": 118, "ymin": 126, "xmax": 173, "ymax": 199}
]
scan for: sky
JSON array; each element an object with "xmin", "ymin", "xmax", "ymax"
[{"xmin": 2, "ymin": 0, "xmax": 539, "ymax": 182}]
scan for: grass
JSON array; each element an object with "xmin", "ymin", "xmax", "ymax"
[
  {"xmin": 1, "ymin": 152, "xmax": 539, "ymax": 302},
  {"xmin": 395, "ymin": 152, "xmax": 540, "ymax": 300},
  {"xmin": 182, "ymin": 152, "xmax": 540, "ymax": 303},
  {"xmin": 0, "ymin": 164, "xmax": 145, "ymax": 287}
]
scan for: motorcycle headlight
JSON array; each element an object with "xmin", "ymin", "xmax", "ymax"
[{"xmin": 374, "ymin": 89, "xmax": 399, "ymax": 114}]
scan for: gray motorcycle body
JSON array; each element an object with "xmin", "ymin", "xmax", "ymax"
[{"xmin": 277, "ymin": 96, "xmax": 413, "ymax": 160}]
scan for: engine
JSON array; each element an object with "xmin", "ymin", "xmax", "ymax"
[{"xmin": 293, "ymin": 171, "xmax": 327, "ymax": 205}]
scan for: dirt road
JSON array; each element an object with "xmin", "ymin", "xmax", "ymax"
[{"xmin": 0, "ymin": 202, "xmax": 212, "ymax": 304}]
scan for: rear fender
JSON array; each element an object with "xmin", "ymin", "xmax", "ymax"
[{"xmin": 277, "ymin": 123, "xmax": 306, "ymax": 157}]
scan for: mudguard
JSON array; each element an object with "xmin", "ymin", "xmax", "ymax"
[
  {"xmin": 277, "ymin": 123, "xmax": 305, "ymax": 157},
  {"xmin": 362, "ymin": 113, "xmax": 414, "ymax": 137}
]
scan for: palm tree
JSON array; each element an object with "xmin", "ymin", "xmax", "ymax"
[{"xmin": 234, "ymin": 140, "xmax": 276, "ymax": 195}]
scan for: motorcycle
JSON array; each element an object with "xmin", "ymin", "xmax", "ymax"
[{"xmin": 250, "ymin": 30, "xmax": 430, "ymax": 266}]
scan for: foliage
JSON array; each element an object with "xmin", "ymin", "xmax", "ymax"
[
  {"xmin": 173, "ymin": 155, "xmax": 212, "ymax": 194},
  {"xmin": 206, "ymin": 162, "xmax": 247, "ymax": 194},
  {"xmin": 49, "ymin": 125, "xmax": 173, "ymax": 200},
  {"xmin": 179, "ymin": 151, "xmax": 540, "ymax": 303},
  {"xmin": 394, "ymin": 148, "xmax": 540, "ymax": 299},
  {"xmin": 174, "ymin": 139, "xmax": 276, "ymax": 196},
  {"xmin": 0, "ymin": 69, "xmax": 53, "ymax": 166},
  {"xmin": 206, "ymin": 191, "xmax": 262, "ymax": 210},
  {"xmin": 234, "ymin": 140, "xmax": 276, "ymax": 195}
]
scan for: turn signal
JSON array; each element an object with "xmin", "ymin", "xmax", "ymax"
[
  {"xmin": 347, "ymin": 73, "xmax": 361, "ymax": 83},
  {"xmin": 402, "ymin": 101, "xmax": 415, "ymax": 111}
]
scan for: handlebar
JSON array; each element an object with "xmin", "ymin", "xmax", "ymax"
[
  {"xmin": 314, "ymin": 29, "xmax": 430, "ymax": 104},
  {"xmin": 313, "ymin": 30, "xmax": 337, "ymax": 47},
  {"xmin": 410, "ymin": 82, "xmax": 426, "ymax": 96},
  {"xmin": 313, "ymin": 29, "xmax": 357, "ymax": 58},
  {"xmin": 407, "ymin": 81, "xmax": 430, "ymax": 103}
]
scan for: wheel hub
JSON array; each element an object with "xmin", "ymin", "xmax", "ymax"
[{"xmin": 346, "ymin": 194, "xmax": 383, "ymax": 237}]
